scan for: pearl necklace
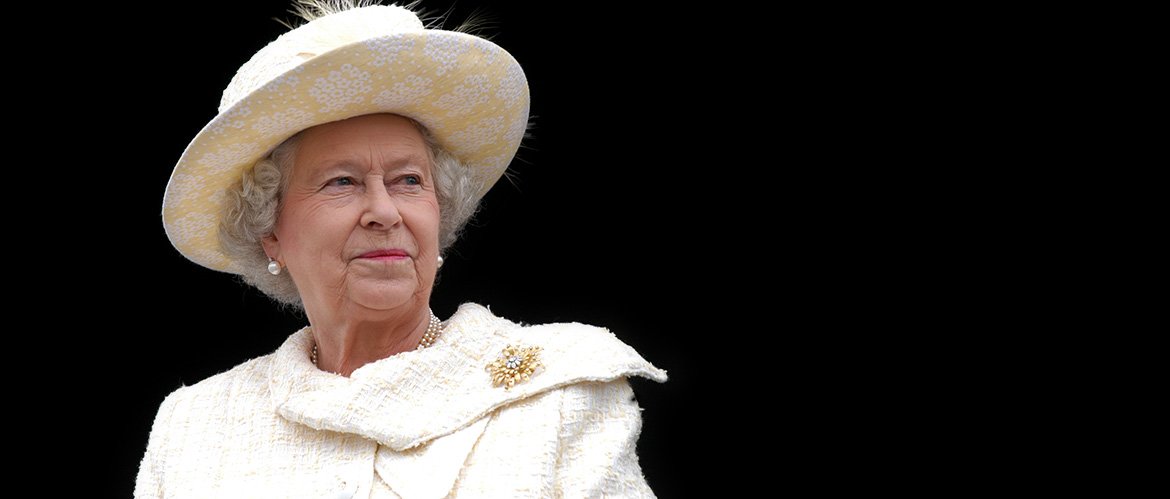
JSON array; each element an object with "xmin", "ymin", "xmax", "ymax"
[{"xmin": 311, "ymin": 310, "xmax": 444, "ymax": 368}]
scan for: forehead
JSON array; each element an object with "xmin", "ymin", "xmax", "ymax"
[{"xmin": 296, "ymin": 114, "xmax": 429, "ymax": 165}]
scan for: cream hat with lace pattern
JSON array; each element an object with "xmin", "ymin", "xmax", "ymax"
[{"xmin": 162, "ymin": 4, "xmax": 529, "ymax": 273}]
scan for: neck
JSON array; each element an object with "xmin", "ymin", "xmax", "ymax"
[{"xmin": 307, "ymin": 302, "xmax": 433, "ymax": 377}]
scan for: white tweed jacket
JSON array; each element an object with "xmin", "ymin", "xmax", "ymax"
[{"xmin": 135, "ymin": 303, "xmax": 667, "ymax": 498}]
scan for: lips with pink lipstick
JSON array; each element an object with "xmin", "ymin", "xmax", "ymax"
[{"xmin": 357, "ymin": 249, "xmax": 410, "ymax": 261}]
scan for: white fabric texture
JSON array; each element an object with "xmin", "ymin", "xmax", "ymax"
[{"xmin": 135, "ymin": 303, "xmax": 667, "ymax": 498}]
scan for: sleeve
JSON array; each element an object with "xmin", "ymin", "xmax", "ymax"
[
  {"xmin": 554, "ymin": 378, "xmax": 658, "ymax": 498},
  {"xmin": 134, "ymin": 387, "xmax": 187, "ymax": 499}
]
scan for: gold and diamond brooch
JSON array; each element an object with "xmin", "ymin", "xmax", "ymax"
[{"xmin": 487, "ymin": 344, "xmax": 543, "ymax": 389}]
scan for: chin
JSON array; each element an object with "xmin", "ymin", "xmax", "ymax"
[{"xmin": 349, "ymin": 283, "xmax": 417, "ymax": 310}]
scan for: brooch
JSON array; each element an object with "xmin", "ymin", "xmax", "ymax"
[{"xmin": 487, "ymin": 344, "xmax": 543, "ymax": 389}]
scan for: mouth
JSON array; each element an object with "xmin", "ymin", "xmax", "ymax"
[{"xmin": 357, "ymin": 249, "xmax": 410, "ymax": 261}]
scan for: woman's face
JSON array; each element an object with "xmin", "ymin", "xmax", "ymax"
[{"xmin": 263, "ymin": 114, "xmax": 441, "ymax": 315}]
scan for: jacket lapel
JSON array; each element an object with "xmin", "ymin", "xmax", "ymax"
[{"xmin": 268, "ymin": 305, "xmax": 515, "ymax": 450}]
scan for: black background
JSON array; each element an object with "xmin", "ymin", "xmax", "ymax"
[{"xmin": 65, "ymin": 1, "xmax": 749, "ymax": 496}]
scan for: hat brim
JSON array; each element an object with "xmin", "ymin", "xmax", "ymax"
[{"xmin": 162, "ymin": 30, "xmax": 529, "ymax": 273}]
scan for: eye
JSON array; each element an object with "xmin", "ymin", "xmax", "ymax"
[
  {"xmin": 327, "ymin": 176, "xmax": 355, "ymax": 187},
  {"xmin": 402, "ymin": 175, "xmax": 421, "ymax": 186}
]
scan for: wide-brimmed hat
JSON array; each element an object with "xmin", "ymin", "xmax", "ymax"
[{"xmin": 162, "ymin": 4, "xmax": 529, "ymax": 274}]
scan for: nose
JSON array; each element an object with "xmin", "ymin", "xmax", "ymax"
[{"xmin": 359, "ymin": 180, "xmax": 403, "ymax": 230}]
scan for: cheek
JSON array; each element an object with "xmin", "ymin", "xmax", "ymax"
[
  {"xmin": 278, "ymin": 200, "xmax": 356, "ymax": 255},
  {"xmin": 407, "ymin": 199, "xmax": 442, "ymax": 240}
]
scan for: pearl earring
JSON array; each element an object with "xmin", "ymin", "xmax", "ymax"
[
  {"xmin": 437, "ymin": 255, "xmax": 444, "ymax": 268},
  {"xmin": 267, "ymin": 258, "xmax": 281, "ymax": 275}
]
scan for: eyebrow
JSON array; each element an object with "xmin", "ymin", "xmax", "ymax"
[
  {"xmin": 306, "ymin": 154, "xmax": 430, "ymax": 181},
  {"xmin": 316, "ymin": 153, "xmax": 428, "ymax": 170}
]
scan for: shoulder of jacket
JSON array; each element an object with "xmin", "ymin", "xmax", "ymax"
[{"xmin": 154, "ymin": 354, "xmax": 276, "ymax": 421}]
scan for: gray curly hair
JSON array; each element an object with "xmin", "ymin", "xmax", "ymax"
[{"xmin": 217, "ymin": 116, "xmax": 482, "ymax": 307}]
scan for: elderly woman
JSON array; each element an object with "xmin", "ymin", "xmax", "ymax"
[{"xmin": 136, "ymin": 1, "xmax": 665, "ymax": 498}]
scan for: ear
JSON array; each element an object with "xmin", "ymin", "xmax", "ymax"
[{"xmin": 261, "ymin": 233, "xmax": 281, "ymax": 262}]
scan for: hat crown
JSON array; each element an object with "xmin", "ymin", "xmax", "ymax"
[{"xmin": 219, "ymin": 5, "xmax": 425, "ymax": 112}]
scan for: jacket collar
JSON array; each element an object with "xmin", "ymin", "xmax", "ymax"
[{"xmin": 268, "ymin": 303, "xmax": 666, "ymax": 451}]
